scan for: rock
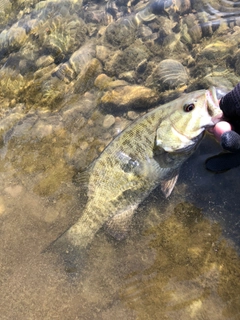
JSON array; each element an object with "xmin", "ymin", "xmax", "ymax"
[
  {"xmin": 35, "ymin": 55, "xmax": 54, "ymax": 68},
  {"xmin": 118, "ymin": 71, "xmax": 136, "ymax": 83},
  {"xmin": 104, "ymin": 41, "xmax": 151, "ymax": 77},
  {"xmin": 104, "ymin": 19, "xmax": 136, "ymax": 48},
  {"xmin": 94, "ymin": 74, "xmax": 112, "ymax": 90},
  {"xmin": 103, "ymin": 114, "xmax": 115, "ymax": 128},
  {"xmin": 198, "ymin": 41, "xmax": 231, "ymax": 61},
  {"xmin": 100, "ymin": 85, "xmax": 159, "ymax": 111},
  {"xmin": 137, "ymin": 24, "xmax": 153, "ymax": 40},
  {"xmin": 136, "ymin": 59, "xmax": 148, "ymax": 74},
  {"xmin": 113, "ymin": 117, "xmax": 131, "ymax": 135},
  {"xmin": 149, "ymin": 59, "xmax": 189, "ymax": 90},
  {"xmin": 74, "ymin": 58, "xmax": 103, "ymax": 94},
  {"xmin": 94, "ymin": 74, "xmax": 128, "ymax": 90},
  {"xmin": 79, "ymin": 141, "xmax": 89, "ymax": 151},
  {"xmin": 96, "ymin": 45, "xmax": 111, "ymax": 63},
  {"xmin": 127, "ymin": 111, "xmax": 140, "ymax": 120}
]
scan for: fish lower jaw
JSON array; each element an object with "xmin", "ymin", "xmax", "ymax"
[
  {"xmin": 211, "ymin": 111, "xmax": 224, "ymax": 125},
  {"xmin": 204, "ymin": 119, "xmax": 221, "ymax": 129}
]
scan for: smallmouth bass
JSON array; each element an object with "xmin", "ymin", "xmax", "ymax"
[{"xmin": 51, "ymin": 87, "xmax": 222, "ymax": 251}]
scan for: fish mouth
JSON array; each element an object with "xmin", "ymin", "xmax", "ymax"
[{"xmin": 206, "ymin": 87, "xmax": 223, "ymax": 125}]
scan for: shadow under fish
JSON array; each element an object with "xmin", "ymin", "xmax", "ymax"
[{"xmin": 44, "ymin": 87, "xmax": 222, "ymax": 270}]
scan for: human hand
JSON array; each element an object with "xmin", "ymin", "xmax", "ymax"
[{"xmin": 206, "ymin": 83, "xmax": 240, "ymax": 172}]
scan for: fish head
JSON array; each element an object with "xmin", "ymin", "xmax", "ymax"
[{"xmin": 156, "ymin": 87, "xmax": 223, "ymax": 152}]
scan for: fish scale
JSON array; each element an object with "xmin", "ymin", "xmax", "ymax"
[{"xmin": 51, "ymin": 88, "xmax": 222, "ymax": 252}]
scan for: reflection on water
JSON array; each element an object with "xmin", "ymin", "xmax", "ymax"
[{"xmin": 0, "ymin": 0, "xmax": 240, "ymax": 319}]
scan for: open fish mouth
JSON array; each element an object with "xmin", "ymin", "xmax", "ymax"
[{"xmin": 206, "ymin": 87, "xmax": 223, "ymax": 125}]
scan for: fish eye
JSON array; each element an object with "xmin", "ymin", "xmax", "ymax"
[{"xmin": 183, "ymin": 103, "xmax": 195, "ymax": 112}]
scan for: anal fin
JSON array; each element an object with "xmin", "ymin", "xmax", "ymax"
[
  {"xmin": 104, "ymin": 204, "xmax": 138, "ymax": 241},
  {"xmin": 160, "ymin": 168, "xmax": 179, "ymax": 198}
]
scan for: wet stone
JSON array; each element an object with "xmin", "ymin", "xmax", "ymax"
[
  {"xmin": 127, "ymin": 111, "xmax": 140, "ymax": 120},
  {"xmin": 113, "ymin": 117, "xmax": 131, "ymax": 135},
  {"xmin": 136, "ymin": 59, "xmax": 148, "ymax": 74},
  {"xmin": 94, "ymin": 74, "xmax": 112, "ymax": 90},
  {"xmin": 198, "ymin": 41, "xmax": 232, "ymax": 61},
  {"xmin": 74, "ymin": 58, "xmax": 103, "ymax": 94},
  {"xmin": 103, "ymin": 114, "xmax": 115, "ymax": 128},
  {"xmin": 79, "ymin": 141, "xmax": 89, "ymax": 151},
  {"xmin": 104, "ymin": 20, "xmax": 136, "ymax": 48},
  {"xmin": 96, "ymin": 45, "xmax": 111, "ymax": 63},
  {"xmin": 137, "ymin": 24, "xmax": 153, "ymax": 40},
  {"xmin": 118, "ymin": 71, "xmax": 136, "ymax": 83},
  {"xmin": 35, "ymin": 55, "xmax": 54, "ymax": 68},
  {"xmin": 104, "ymin": 41, "xmax": 151, "ymax": 77},
  {"xmin": 100, "ymin": 85, "xmax": 159, "ymax": 111},
  {"xmin": 150, "ymin": 59, "xmax": 189, "ymax": 90}
]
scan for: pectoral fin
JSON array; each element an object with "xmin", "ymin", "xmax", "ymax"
[
  {"xmin": 104, "ymin": 204, "xmax": 138, "ymax": 241},
  {"xmin": 160, "ymin": 169, "xmax": 179, "ymax": 198},
  {"xmin": 72, "ymin": 168, "xmax": 90, "ymax": 186}
]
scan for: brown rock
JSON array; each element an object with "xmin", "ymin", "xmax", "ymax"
[
  {"xmin": 94, "ymin": 74, "xmax": 112, "ymax": 90},
  {"xmin": 100, "ymin": 85, "xmax": 159, "ymax": 111},
  {"xmin": 74, "ymin": 58, "xmax": 102, "ymax": 94}
]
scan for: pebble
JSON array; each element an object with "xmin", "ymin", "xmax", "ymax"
[
  {"xmin": 127, "ymin": 111, "xmax": 139, "ymax": 120},
  {"xmin": 35, "ymin": 55, "xmax": 54, "ymax": 68},
  {"xmin": 113, "ymin": 117, "xmax": 131, "ymax": 135},
  {"xmin": 119, "ymin": 71, "xmax": 136, "ymax": 83},
  {"xmin": 103, "ymin": 114, "xmax": 115, "ymax": 128},
  {"xmin": 94, "ymin": 74, "xmax": 112, "ymax": 90},
  {"xmin": 96, "ymin": 45, "xmax": 111, "ymax": 63},
  {"xmin": 80, "ymin": 141, "xmax": 89, "ymax": 150},
  {"xmin": 5, "ymin": 185, "xmax": 23, "ymax": 198}
]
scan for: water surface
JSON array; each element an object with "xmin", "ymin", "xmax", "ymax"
[{"xmin": 0, "ymin": 0, "xmax": 240, "ymax": 319}]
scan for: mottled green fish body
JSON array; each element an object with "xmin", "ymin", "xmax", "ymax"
[{"xmin": 54, "ymin": 88, "xmax": 222, "ymax": 249}]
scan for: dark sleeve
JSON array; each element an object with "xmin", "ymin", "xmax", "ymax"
[{"xmin": 219, "ymin": 82, "xmax": 240, "ymax": 118}]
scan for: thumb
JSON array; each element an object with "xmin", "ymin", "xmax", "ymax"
[{"xmin": 221, "ymin": 131, "xmax": 240, "ymax": 152}]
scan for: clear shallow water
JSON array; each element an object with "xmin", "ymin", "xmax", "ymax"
[{"xmin": 0, "ymin": 0, "xmax": 240, "ymax": 319}]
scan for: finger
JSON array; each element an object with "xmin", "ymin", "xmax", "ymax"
[
  {"xmin": 210, "ymin": 121, "xmax": 232, "ymax": 141},
  {"xmin": 221, "ymin": 131, "xmax": 240, "ymax": 152}
]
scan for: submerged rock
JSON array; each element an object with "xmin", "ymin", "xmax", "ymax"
[
  {"xmin": 74, "ymin": 58, "xmax": 103, "ymax": 94},
  {"xmin": 100, "ymin": 85, "xmax": 159, "ymax": 111},
  {"xmin": 148, "ymin": 59, "xmax": 189, "ymax": 90},
  {"xmin": 104, "ymin": 40, "xmax": 151, "ymax": 77},
  {"xmin": 102, "ymin": 114, "xmax": 116, "ymax": 128}
]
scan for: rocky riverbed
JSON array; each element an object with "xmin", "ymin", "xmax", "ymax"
[{"xmin": 0, "ymin": 0, "xmax": 240, "ymax": 319}]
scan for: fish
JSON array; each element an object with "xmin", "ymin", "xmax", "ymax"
[{"xmin": 50, "ymin": 87, "xmax": 222, "ymax": 252}]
